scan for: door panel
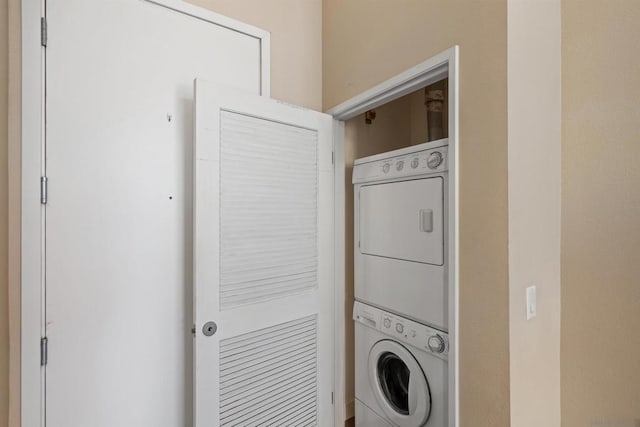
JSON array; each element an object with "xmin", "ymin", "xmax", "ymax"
[
  {"xmin": 359, "ymin": 178, "xmax": 444, "ymax": 265},
  {"xmin": 193, "ymin": 81, "xmax": 334, "ymax": 426},
  {"xmin": 219, "ymin": 111, "xmax": 319, "ymax": 308},
  {"xmin": 219, "ymin": 315, "xmax": 318, "ymax": 425},
  {"xmin": 45, "ymin": 1, "xmax": 263, "ymax": 426}
]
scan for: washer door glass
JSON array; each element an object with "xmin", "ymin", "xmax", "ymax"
[
  {"xmin": 369, "ymin": 340, "xmax": 431, "ymax": 427},
  {"xmin": 378, "ymin": 352, "xmax": 411, "ymax": 415}
]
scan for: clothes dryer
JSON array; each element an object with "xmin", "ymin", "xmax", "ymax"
[{"xmin": 353, "ymin": 140, "xmax": 449, "ymax": 331}]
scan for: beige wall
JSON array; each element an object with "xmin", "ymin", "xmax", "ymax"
[
  {"xmin": 0, "ymin": 0, "xmax": 10, "ymax": 425},
  {"xmin": 507, "ymin": 0, "xmax": 562, "ymax": 426},
  {"xmin": 324, "ymin": 1, "xmax": 511, "ymax": 425},
  {"xmin": 561, "ymin": 1, "xmax": 640, "ymax": 426},
  {"xmin": 5, "ymin": 1, "xmax": 19, "ymax": 425}
]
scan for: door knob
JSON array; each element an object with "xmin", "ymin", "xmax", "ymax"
[{"xmin": 202, "ymin": 321, "xmax": 218, "ymax": 337}]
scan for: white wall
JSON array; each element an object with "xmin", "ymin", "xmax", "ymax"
[{"xmin": 507, "ymin": 0, "xmax": 561, "ymax": 426}]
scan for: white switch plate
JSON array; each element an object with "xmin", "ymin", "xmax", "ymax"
[{"xmin": 526, "ymin": 286, "xmax": 537, "ymax": 320}]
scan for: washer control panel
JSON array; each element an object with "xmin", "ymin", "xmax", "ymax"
[
  {"xmin": 353, "ymin": 145, "xmax": 448, "ymax": 184},
  {"xmin": 353, "ymin": 301, "xmax": 448, "ymax": 359}
]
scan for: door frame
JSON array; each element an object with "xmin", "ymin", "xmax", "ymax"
[
  {"xmin": 15, "ymin": 1, "xmax": 271, "ymax": 426},
  {"xmin": 327, "ymin": 46, "xmax": 459, "ymax": 427}
]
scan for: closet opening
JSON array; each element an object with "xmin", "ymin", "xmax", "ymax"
[{"xmin": 342, "ymin": 76, "xmax": 450, "ymax": 423}]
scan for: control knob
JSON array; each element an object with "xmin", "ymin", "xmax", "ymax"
[
  {"xmin": 395, "ymin": 323, "xmax": 404, "ymax": 334},
  {"xmin": 382, "ymin": 163, "xmax": 390, "ymax": 173},
  {"xmin": 383, "ymin": 318, "xmax": 391, "ymax": 328},
  {"xmin": 396, "ymin": 161, "xmax": 404, "ymax": 171},
  {"xmin": 427, "ymin": 151, "xmax": 443, "ymax": 169},
  {"xmin": 411, "ymin": 157, "xmax": 419, "ymax": 169},
  {"xmin": 427, "ymin": 335, "xmax": 446, "ymax": 353}
]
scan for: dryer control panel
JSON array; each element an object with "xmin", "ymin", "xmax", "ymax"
[
  {"xmin": 353, "ymin": 301, "xmax": 449, "ymax": 359},
  {"xmin": 353, "ymin": 141, "xmax": 448, "ymax": 184}
]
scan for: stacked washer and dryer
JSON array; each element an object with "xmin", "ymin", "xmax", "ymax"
[{"xmin": 352, "ymin": 139, "xmax": 450, "ymax": 427}]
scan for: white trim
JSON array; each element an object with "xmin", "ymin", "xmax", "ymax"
[
  {"xmin": 144, "ymin": 0, "xmax": 271, "ymax": 97},
  {"xmin": 326, "ymin": 49, "xmax": 451, "ymax": 121},
  {"xmin": 259, "ymin": 32, "xmax": 271, "ymax": 98},
  {"xmin": 447, "ymin": 46, "xmax": 460, "ymax": 427},
  {"xmin": 20, "ymin": 1, "xmax": 46, "ymax": 427},
  {"xmin": 146, "ymin": 0, "xmax": 269, "ymax": 39},
  {"xmin": 8, "ymin": 0, "xmax": 24, "ymax": 425},
  {"xmin": 19, "ymin": 1, "xmax": 272, "ymax": 425},
  {"xmin": 332, "ymin": 120, "xmax": 346, "ymax": 425},
  {"xmin": 327, "ymin": 46, "xmax": 460, "ymax": 427}
]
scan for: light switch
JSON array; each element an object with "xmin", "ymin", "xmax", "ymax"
[{"xmin": 526, "ymin": 286, "xmax": 537, "ymax": 320}]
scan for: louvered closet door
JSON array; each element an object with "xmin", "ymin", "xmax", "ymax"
[{"xmin": 193, "ymin": 81, "xmax": 334, "ymax": 426}]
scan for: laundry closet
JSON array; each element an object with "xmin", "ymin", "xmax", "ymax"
[{"xmin": 342, "ymin": 82, "xmax": 452, "ymax": 426}]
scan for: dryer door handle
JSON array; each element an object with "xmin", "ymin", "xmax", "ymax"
[{"xmin": 419, "ymin": 209, "xmax": 433, "ymax": 233}]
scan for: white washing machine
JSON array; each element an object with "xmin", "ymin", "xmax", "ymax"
[
  {"xmin": 354, "ymin": 301, "xmax": 448, "ymax": 427},
  {"xmin": 353, "ymin": 139, "xmax": 449, "ymax": 331}
]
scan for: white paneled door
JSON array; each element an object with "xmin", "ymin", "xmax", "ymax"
[
  {"xmin": 193, "ymin": 81, "xmax": 334, "ymax": 426},
  {"xmin": 45, "ymin": 2, "xmax": 267, "ymax": 426}
]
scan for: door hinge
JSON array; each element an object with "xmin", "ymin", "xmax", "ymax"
[
  {"xmin": 40, "ymin": 337, "xmax": 48, "ymax": 366},
  {"xmin": 40, "ymin": 17, "xmax": 47, "ymax": 47},
  {"xmin": 331, "ymin": 392, "xmax": 334, "ymax": 405},
  {"xmin": 332, "ymin": 151, "xmax": 335, "ymax": 165},
  {"xmin": 40, "ymin": 176, "xmax": 48, "ymax": 204}
]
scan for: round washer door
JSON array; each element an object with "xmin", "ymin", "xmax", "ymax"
[{"xmin": 368, "ymin": 340, "xmax": 431, "ymax": 427}]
